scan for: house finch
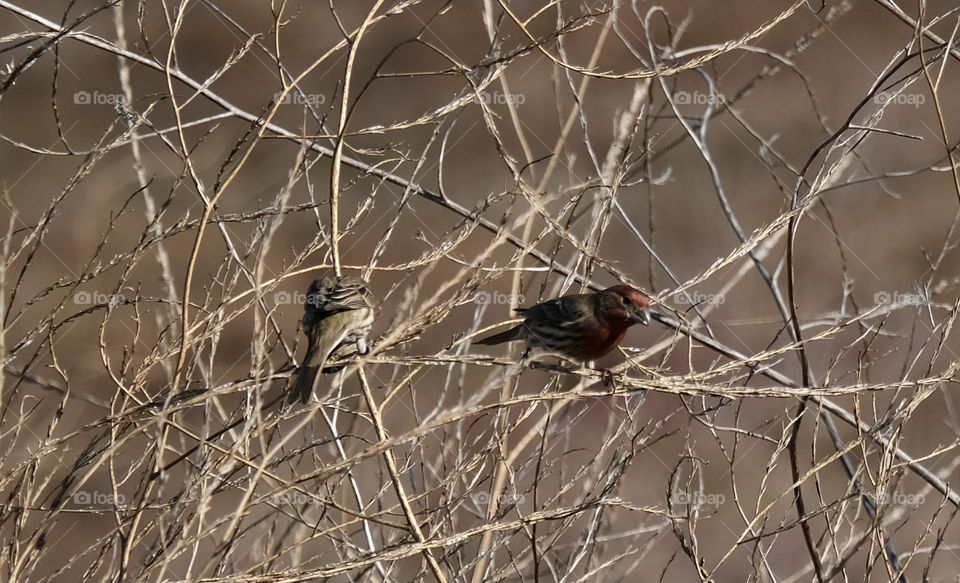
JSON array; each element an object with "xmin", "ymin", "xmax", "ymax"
[
  {"xmin": 288, "ymin": 275, "xmax": 376, "ymax": 404},
  {"xmin": 476, "ymin": 285, "xmax": 651, "ymax": 362}
]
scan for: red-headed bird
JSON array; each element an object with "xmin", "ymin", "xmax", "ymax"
[
  {"xmin": 476, "ymin": 285, "xmax": 651, "ymax": 362},
  {"xmin": 288, "ymin": 275, "xmax": 375, "ymax": 404}
]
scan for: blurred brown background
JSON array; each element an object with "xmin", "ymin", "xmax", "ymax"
[{"xmin": 1, "ymin": 1, "xmax": 959, "ymax": 581}]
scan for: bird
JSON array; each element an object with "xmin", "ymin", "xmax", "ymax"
[
  {"xmin": 288, "ymin": 274, "xmax": 376, "ymax": 404},
  {"xmin": 475, "ymin": 285, "xmax": 651, "ymax": 362}
]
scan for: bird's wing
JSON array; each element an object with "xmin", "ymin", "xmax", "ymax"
[
  {"xmin": 303, "ymin": 311, "xmax": 356, "ymax": 368},
  {"xmin": 309, "ymin": 276, "xmax": 373, "ymax": 315},
  {"xmin": 524, "ymin": 293, "xmax": 592, "ymax": 328}
]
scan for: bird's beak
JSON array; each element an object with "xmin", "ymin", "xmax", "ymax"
[{"xmin": 633, "ymin": 308, "xmax": 650, "ymax": 326}]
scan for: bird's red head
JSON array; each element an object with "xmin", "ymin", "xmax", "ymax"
[{"xmin": 597, "ymin": 285, "xmax": 651, "ymax": 326}]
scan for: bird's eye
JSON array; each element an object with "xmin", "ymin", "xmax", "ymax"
[{"xmin": 621, "ymin": 295, "xmax": 631, "ymax": 305}]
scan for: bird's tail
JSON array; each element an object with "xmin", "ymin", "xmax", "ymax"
[
  {"xmin": 288, "ymin": 366, "xmax": 319, "ymax": 404},
  {"xmin": 476, "ymin": 325, "xmax": 522, "ymax": 346}
]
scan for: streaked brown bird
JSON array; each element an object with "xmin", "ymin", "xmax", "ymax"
[
  {"xmin": 476, "ymin": 285, "xmax": 651, "ymax": 362},
  {"xmin": 288, "ymin": 275, "xmax": 375, "ymax": 404}
]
